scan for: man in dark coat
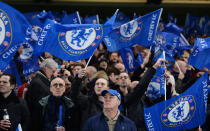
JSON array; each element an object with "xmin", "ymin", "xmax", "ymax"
[
  {"xmin": 25, "ymin": 58, "xmax": 57, "ymax": 131},
  {"xmin": 70, "ymin": 70, "xmax": 109, "ymax": 130},
  {"xmin": 117, "ymin": 58, "xmax": 165, "ymax": 131},
  {"xmin": 38, "ymin": 77, "xmax": 74, "ymax": 131},
  {"xmin": 0, "ymin": 74, "xmax": 30, "ymax": 131},
  {"xmin": 83, "ymin": 89, "xmax": 137, "ymax": 131}
]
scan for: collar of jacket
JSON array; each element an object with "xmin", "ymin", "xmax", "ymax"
[
  {"xmin": 38, "ymin": 70, "xmax": 50, "ymax": 81},
  {"xmin": 39, "ymin": 95, "xmax": 74, "ymax": 109},
  {"xmin": 101, "ymin": 112, "xmax": 125, "ymax": 122},
  {"xmin": 0, "ymin": 91, "xmax": 20, "ymax": 108}
]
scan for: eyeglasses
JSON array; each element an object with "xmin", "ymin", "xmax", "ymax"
[
  {"xmin": 119, "ymin": 76, "xmax": 128, "ymax": 80},
  {"xmin": 52, "ymin": 83, "xmax": 64, "ymax": 88}
]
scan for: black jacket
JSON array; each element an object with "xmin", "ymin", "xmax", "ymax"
[
  {"xmin": 70, "ymin": 77, "xmax": 103, "ymax": 131},
  {"xmin": 83, "ymin": 112, "xmax": 137, "ymax": 131},
  {"xmin": 123, "ymin": 67, "xmax": 156, "ymax": 131},
  {"xmin": 38, "ymin": 95, "xmax": 74, "ymax": 131},
  {"xmin": 0, "ymin": 91, "xmax": 30, "ymax": 131},
  {"xmin": 25, "ymin": 71, "xmax": 51, "ymax": 131}
]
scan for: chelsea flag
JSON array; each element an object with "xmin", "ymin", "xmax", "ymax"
[
  {"xmin": 0, "ymin": 2, "xmax": 31, "ymax": 70},
  {"xmin": 34, "ymin": 19, "xmax": 104, "ymax": 61},
  {"xmin": 104, "ymin": 8, "xmax": 162, "ymax": 52},
  {"xmin": 188, "ymin": 37, "xmax": 210, "ymax": 70},
  {"xmin": 144, "ymin": 72, "xmax": 209, "ymax": 131}
]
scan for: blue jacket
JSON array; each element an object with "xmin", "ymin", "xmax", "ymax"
[{"xmin": 83, "ymin": 112, "xmax": 137, "ymax": 131}]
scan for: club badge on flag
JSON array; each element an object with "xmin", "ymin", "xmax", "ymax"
[
  {"xmin": 0, "ymin": 1, "xmax": 32, "ymax": 70},
  {"xmin": 144, "ymin": 72, "xmax": 209, "ymax": 130},
  {"xmin": 104, "ymin": 8, "xmax": 163, "ymax": 52},
  {"xmin": 34, "ymin": 19, "xmax": 104, "ymax": 61},
  {"xmin": 188, "ymin": 37, "xmax": 210, "ymax": 70}
]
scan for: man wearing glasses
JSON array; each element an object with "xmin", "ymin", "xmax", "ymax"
[{"xmin": 38, "ymin": 77, "xmax": 74, "ymax": 131}]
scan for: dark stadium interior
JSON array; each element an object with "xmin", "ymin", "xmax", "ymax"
[{"xmin": 2, "ymin": 0, "xmax": 210, "ymax": 26}]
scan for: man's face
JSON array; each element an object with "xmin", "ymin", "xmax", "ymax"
[
  {"xmin": 46, "ymin": 66, "xmax": 57, "ymax": 79},
  {"xmin": 73, "ymin": 66, "xmax": 82, "ymax": 76},
  {"xmin": 109, "ymin": 73, "xmax": 119, "ymax": 83},
  {"xmin": 103, "ymin": 93, "xmax": 120, "ymax": 109},
  {"xmin": 0, "ymin": 75, "xmax": 14, "ymax": 95},
  {"xmin": 115, "ymin": 63, "xmax": 125, "ymax": 73},
  {"xmin": 94, "ymin": 78, "xmax": 109, "ymax": 96},
  {"xmin": 110, "ymin": 53, "xmax": 119, "ymax": 63},
  {"xmin": 118, "ymin": 72, "xmax": 130, "ymax": 87},
  {"xmin": 50, "ymin": 78, "xmax": 65, "ymax": 97}
]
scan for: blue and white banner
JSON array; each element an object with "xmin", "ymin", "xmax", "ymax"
[
  {"xmin": 119, "ymin": 47, "xmax": 143, "ymax": 72},
  {"xmin": 153, "ymin": 32, "xmax": 192, "ymax": 61},
  {"xmin": 22, "ymin": 55, "xmax": 40, "ymax": 77},
  {"xmin": 104, "ymin": 8, "xmax": 163, "ymax": 52},
  {"xmin": 34, "ymin": 19, "xmax": 104, "ymax": 61},
  {"xmin": 147, "ymin": 51, "xmax": 166, "ymax": 100},
  {"xmin": 188, "ymin": 37, "xmax": 210, "ymax": 70},
  {"xmin": 0, "ymin": 1, "xmax": 32, "ymax": 70},
  {"xmin": 144, "ymin": 72, "xmax": 209, "ymax": 130},
  {"xmin": 3, "ymin": 60, "xmax": 22, "ymax": 86}
]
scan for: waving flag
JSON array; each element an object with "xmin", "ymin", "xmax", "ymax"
[
  {"xmin": 22, "ymin": 55, "xmax": 40, "ymax": 77},
  {"xmin": 34, "ymin": 19, "xmax": 104, "ymax": 61},
  {"xmin": 164, "ymin": 23, "xmax": 183, "ymax": 35},
  {"xmin": 104, "ymin": 8, "xmax": 163, "ymax": 52},
  {"xmin": 188, "ymin": 37, "xmax": 210, "ymax": 70},
  {"xmin": 62, "ymin": 11, "xmax": 81, "ymax": 24},
  {"xmin": 3, "ymin": 60, "xmax": 22, "ymax": 86},
  {"xmin": 114, "ymin": 12, "xmax": 130, "ymax": 27},
  {"xmin": 168, "ymin": 13, "xmax": 177, "ymax": 24},
  {"xmin": 119, "ymin": 47, "xmax": 143, "ymax": 72},
  {"xmin": 153, "ymin": 32, "xmax": 192, "ymax": 61},
  {"xmin": 147, "ymin": 51, "xmax": 166, "ymax": 100},
  {"xmin": 144, "ymin": 72, "xmax": 209, "ymax": 130},
  {"xmin": 82, "ymin": 15, "xmax": 99, "ymax": 24},
  {"xmin": 0, "ymin": 1, "xmax": 32, "ymax": 70},
  {"xmin": 103, "ymin": 9, "xmax": 119, "ymax": 36}
]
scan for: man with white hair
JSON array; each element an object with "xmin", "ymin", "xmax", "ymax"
[
  {"xmin": 25, "ymin": 58, "xmax": 58, "ymax": 131},
  {"xmin": 83, "ymin": 89, "xmax": 137, "ymax": 131}
]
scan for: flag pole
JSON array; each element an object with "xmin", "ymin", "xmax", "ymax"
[
  {"xmin": 175, "ymin": 61, "xmax": 182, "ymax": 73},
  {"xmin": 84, "ymin": 54, "xmax": 94, "ymax": 70},
  {"xmin": 163, "ymin": 50, "xmax": 167, "ymax": 101}
]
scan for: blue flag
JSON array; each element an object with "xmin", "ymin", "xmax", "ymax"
[
  {"xmin": 114, "ymin": 12, "xmax": 130, "ymax": 27},
  {"xmin": 104, "ymin": 8, "xmax": 163, "ymax": 52},
  {"xmin": 58, "ymin": 105, "xmax": 63, "ymax": 126},
  {"xmin": 22, "ymin": 55, "xmax": 40, "ymax": 77},
  {"xmin": 153, "ymin": 32, "xmax": 192, "ymax": 61},
  {"xmin": 144, "ymin": 72, "xmax": 209, "ymax": 130},
  {"xmin": 62, "ymin": 11, "xmax": 81, "ymax": 24},
  {"xmin": 82, "ymin": 15, "xmax": 99, "ymax": 24},
  {"xmin": 103, "ymin": 9, "xmax": 119, "ymax": 36},
  {"xmin": 164, "ymin": 23, "xmax": 183, "ymax": 35},
  {"xmin": 188, "ymin": 37, "xmax": 210, "ymax": 70},
  {"xmin": 147, "ymin": 51, "xmax": 166, "ymax": 100},
  {"xmin": 15, "ymin": 124, "xmax": 22, "ymax": 131},
  {"xmin": 34, "ymin": 19, "xmax": 104, "ymax": 61},
  {"xmin": 3, "ymin": 60, "xmax": 22, "ymax": 86},
  {"xmin": 24, "ymin": 12, "xmax": 39, "ymax": 23},
  {"xmin": 168, "ymin": 13, "xmax": 177, "ymax": 24},
  {"xmin": 0, "ymin": 1, "xmax": 32, "ymax": 70},
  {"xmin": 119, "ymin": 47, "xmax": 143, "ymax": 72}
]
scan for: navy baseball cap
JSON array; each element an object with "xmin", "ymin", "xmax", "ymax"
[{"xmin": 101, "ymin": 89, "xmax": 121, "ymax": 101}]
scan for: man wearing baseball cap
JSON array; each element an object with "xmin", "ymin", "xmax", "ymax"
[{"xmin": 83, "ymin": 89, "xmax": 137, "ymax": 131}]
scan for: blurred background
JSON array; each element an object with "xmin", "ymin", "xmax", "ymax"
[{"xmin": 2, "ymin": 0, "xmax": 210, "ymax": 26}]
